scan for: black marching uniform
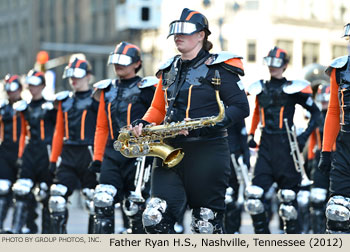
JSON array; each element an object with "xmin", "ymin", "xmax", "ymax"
[
  {"xmin": 0, "ymin": 100, "xmax": 21, "ymax": 232},
  {"xmin": 92, "ymin": 76, "xmax": 155, "ymax": 233},
  {"xmin": 319, "ymin": 54, "xmax": 350, "ymax": 233},
  {"xmin": 49, "ymin": 89, "xmax": 98, "ymax": 234},
  {"xmin": 245, "ymin": 77, "xmax": 320, "ymax": 234},
  {"xmin": 12, "ymin": 97, "xmax": 56, "ymax": 233},
  {"xmin": 139, "ymin": 48, "xmax": 249, "ymax": 234}
]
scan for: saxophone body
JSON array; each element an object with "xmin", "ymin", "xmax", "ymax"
[{"xmin": 114, "ymin": 70, "xmax": 225, "ymax": 168}]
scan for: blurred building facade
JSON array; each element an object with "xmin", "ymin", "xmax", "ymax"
[{"xmin": 0, "ymin": 0, "xmax": 149, "ymax": 92}]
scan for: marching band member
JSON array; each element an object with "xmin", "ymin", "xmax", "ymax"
[
  {"xmin": 245, "ymin": 47, "xmax": 320, "ymax": 234},
  {"xmin": 130, "ymin": 8, "xmax": 249, "ymax": 234},
  {"xmin": 0, "ymin": 75, "xmax": 22, "ymax": 232},
  {"xmin": 12, "ymin": 70, "xmax": 57, "ymax": 233},
  {"xmin": 90, "ymin": 42, "xmax": 155, "ymax": 233},
  {"xmin": 48, "ymin": 57, "xmax": 98, "ymax": 233},
  {"xmin": 319, "ymin": 23, "xmax": 350, "ymax": 233}
]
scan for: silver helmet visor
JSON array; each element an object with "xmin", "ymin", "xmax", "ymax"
[
  {"xmin": 343, "ymin": 23, "xmax": 350, "ymax": 38},
  {"xmin": 263, "ymin": 56, "xmax": 284, "ymax": 68},
  {"xmin": 62, "ymin": 67, "xmax": 87, "ymax": 79},
  {"xmin": 26, "ymin": 75, "xmax": 43, "ymax": 85},
  {"xmin": 168, "ymin": 21, "xmax": 197, "ymax": 37},
  {"xmin": 107, "ymin": 53, "xmax": 133, "ymax": 66},
  {"xmin": 5, "ymin": 82, "xmax": 20, "ymax": 92}
]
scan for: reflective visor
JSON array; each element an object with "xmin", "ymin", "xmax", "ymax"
[
  {"xmin": 343, "ymin": 23, "xmax": 350, "ymax": 38},
  {"xmin": 168, "ymin": 21, "xmax": 198, "ymax": 37},
  {"xmin": 5, "ymin": 82, "xmax": 20, "ymax": 92},
  {"xmin": 263, "ymin": 56, "xmax": 284, "ymax": 68},
  {"xmin": 107, "ymin": 53, "xmax": 133, "ymax": 66},
  {"xmin": 62, "ymin": 67, "xmax": 87, "ymax": 79},
  {"xmin": 26, "ymin": 75, "xmax": 43, "ymax": 85}
]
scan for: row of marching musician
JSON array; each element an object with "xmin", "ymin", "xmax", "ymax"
[{"xmin": 1, "ymin": 7, "xmax": 350, "ymax": 234}]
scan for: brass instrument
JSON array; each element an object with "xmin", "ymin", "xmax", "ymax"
[
  {"xmin": 231, "ymin": 154, "xmax": 251, "ymax": 205},
  {"xmin": 114, "ymin": 70, "xmax": 225, "ymax": 168},
  {"xmin": 283, "ymin": 118, "xmax": 313, "ymax": 187},
  {"xmin": 128, "ymin": 156, "xmax": 151, "ymax": 203}
]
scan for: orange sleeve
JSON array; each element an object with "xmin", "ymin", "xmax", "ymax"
[
  {"xmin": 18, "ymin": 112, "xmax": 27, "ymax": 158},
  {"xmin": 308, "ymin": 131, "xmax": 316, "ymax": 160},
  {"xmin": 322, "ymin": 69, "xmax": 340, "ymax": 152},
  {"xmin": 93, "ymin": 91, "xmax": 109, "ymax": 161},
  {"xmin": 50, "ymin": 102, "xmax": 64, "ymax": 163},
  {"xmin": 142, "ymin": 77, "xmax": 166, "ymax": 124},
  {"xmin": 249, "ymin": 97, "xmax": 260, "ymax": 135}
]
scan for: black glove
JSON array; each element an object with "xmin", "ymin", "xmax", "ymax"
[
  {"xmin": 297, "ymin": 133, "xmax": 308, "ymax": 151},
  {"xmin": 318, "ymin": 151, "xmax": 332, "ymax": 175},
  {"xmin": 49, "ymin": 162, "xmax": 57, "ymax": 176},
  {"xmin": 131, "ymin": 119, "xmax": 151, "ymax": 127},
  {"xmin": 88, "ymin": 160, "xmax": 102, "ymax": 173},
  {"xmin": 247, "ymin": 134, "xmax": 257, "ymax": 148}
]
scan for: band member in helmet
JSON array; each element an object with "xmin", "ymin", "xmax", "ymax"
[
  {"xmin": 130, "ymin": 8, "xmax": 249, "ymax": 234},
  {"xmin": 11, "ymin": 70, "xmax": 57, "ymax": 233},
  {"xmin": 48, "ymin": 57, "xmax": 98, "ymax": 234},
  {"xmin": 0, "ymin": 75, "xmax": 23, "ymax": 232},
  {"xmin": 90, "ymin": 42, "xmax": 156, "ymax": 234},
  {"xmin": 318, "ymin": 23, "xmax": 350, "ymax": 233},
  {"xmin": 303, "ymin": 63, "xmax": 331, "ymax": 233},
  {"xmin": 245, "ymin": 47, "xmax": 320, "ymax": 234}
]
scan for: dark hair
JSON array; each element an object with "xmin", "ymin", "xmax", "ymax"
[{"xmin": 203, "ymin": 33, "xmax": 213, "ymax": 51}]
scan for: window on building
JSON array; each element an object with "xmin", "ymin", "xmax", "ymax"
[
  {"xmin": 276, "ymin": 39, "xmax": 293, "ymax": 65},
  {"xmin": 247, "ymin": 40, "xmax": 256, "ymax": 62},
  {"xmin": 332, "ymin": 44, "xmax": 348, "ymax": 59},
  {"xmin": 302, "ymin": 42, "xmax": 319, "ymax": 67}
]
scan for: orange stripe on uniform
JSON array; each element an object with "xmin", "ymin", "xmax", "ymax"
[
  {"xmin": 316, "ymin": 128, "xmax": 321, "ymax": 150},
  {"xmin": 12, "ymin": 115, "xmax": 17, "ymax": 142},
  {"xmin": 107, "ymin": 103, "xmax": 115, "ymax": 139},
  {"xmin": 279, "ymin": 106, "xmax": 285, "ymax": 129},
  {"xmin": 64, "ymin": 112, "xmax": 69, "ymax": 139},
  {"xmin": 81, "ymin": 110, "xmax": 87, "ymax": 140},
  {"xmin": 40, "ymin": 119, "xmax": 45, "ymax": 140},
  {"xmin": 260, "ymin": 108, "xmax": 265, "ymax": 127},
  {"xmin": 186, "ymin": 85, "xmax": 193, "ymax": 118},
  {"xmin": 185, "ymin": 11, "xmax": 200, "ymax": 21},
  {"xmin": 127, "ymin": 103, "xmax": 132, "ymax": 126}
]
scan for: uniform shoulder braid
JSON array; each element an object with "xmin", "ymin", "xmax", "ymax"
[{"xmin": 205, "ymin": 51, "xmax": 244, "ymax": 76}]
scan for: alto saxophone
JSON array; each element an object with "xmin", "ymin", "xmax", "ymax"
[{"xmin": 114, "ymin": 70, "xmax": 225, "ymax": 168}]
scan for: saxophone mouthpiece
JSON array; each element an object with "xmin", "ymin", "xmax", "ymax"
[{"xmin": 212, "ymin": 70, "xmax": 221, "ymax": 90}]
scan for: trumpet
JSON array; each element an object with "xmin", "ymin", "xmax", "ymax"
[
  {"xmin": 114, "ymin": 70, "xmax": 225, "ymax": 168},
  {"xmin": 283, "ymin": 118, "xmax": 313, "ymax": 187},
  {"xmin": 128, "ymin": 156, "xmax": 151, "ymax": 203}
]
